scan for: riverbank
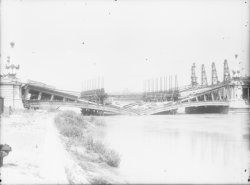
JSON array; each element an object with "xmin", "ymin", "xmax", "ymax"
[
  {"xmin": 0, "ymin": 111, "xmax": 69, "ymax": 184},
  {"xmin": 54, "ymin": 111, "xmax": 126, "ymax": 184},
  {"xmin": 0, "ymin": 110, "xmax": 125, "ymax": 184}
]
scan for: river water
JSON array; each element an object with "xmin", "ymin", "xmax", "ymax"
[{"xmin": 93, "ymin": 113, "xmax": 250, "ymax": 184}]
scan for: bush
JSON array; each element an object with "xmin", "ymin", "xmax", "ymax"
[
  {"xmin": 84, "ymin": 136, "xmax": 120, "ymax": 167},
  {"xmin": 54, "ymin": 111, "xmax": 87, "ymax": 138},
  {"xmin": 91, "ymin": 177, "xmax": 110, "ymax": 185},
  {"xmin": 59, "ymin": 125, "xmax": 83, "ymax": 138},
  {"xmin": 103, "ymin": 149, "xmax": 120, "ymax": 167},
  {"xmin": 54, "ymin": 110, "xmax": 121, "ymax": 167},
  {"xmin": 55, "ymin": 111, "xmax": 87, "ymax": 130}
]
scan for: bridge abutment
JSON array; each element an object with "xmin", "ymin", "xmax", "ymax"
[{"xmin": 0, "ymin": 77, "xmax": 24, "ymax": 112}]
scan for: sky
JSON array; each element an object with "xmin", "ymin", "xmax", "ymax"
[{"xmin": 1, "ymin": 0, "xmax": 249, "ymax": 93}]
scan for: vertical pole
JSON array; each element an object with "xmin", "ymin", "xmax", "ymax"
[
  {"xmin": 101, "ymin": 77, "xmax": 104, "ymax": 89},
  {"xmin": 98, "ymin": 78, "xmax": 99, "ymax": 90},
  {"xmin": 148, "ymin": 80, "xmax": 150, "ymax": 92},
  {"xmin": 152, "ymin": 78, "xmax": 155, "ymax": 101},
  {"xmin": 143, "ymin": 80, "xmax": 146, "ymax": 93},
  {"xmin": 163, "ymin": 76, "xmax": 166, "ymax": 91},
  {"xmin": 155, "ymin": 78, "xmax": 158, "ymax": 92},
  {"xmin": 97, "ymin": 77, "xmax": 100, "ymax": 89},
  {"xmin": 169, "ymin": 76, "xmax": 171, "ymax": 91},
  {"xmin": 160, "ymin": 77, "xmax": 162, "ymax": 92},
  {"xmin": 174, "ymin": 75, "xmax": 176, "ymax": 90},
  {"xmin": 175, "ymin": 75, "xmax": 177, "ymax": 90},
  {"xmin": 103, "ymin": 77, "xmax": 104, "ymax": 89},
  {"xmin": 171, "ymin": 76, "xmax": 172, "ymax": 91},
  {"xmin": 170, "ymin": 76, "xmax": 172, "ymax": 91},
  {"xmin": 166, "ymin": 76, "xmax": 168, "ymax": 92},
  {"xmin": 176, "ymin": 75, "xmax": 178, "ymax": 90},
  {"xmin": 155, "ymin": 78, "xmax": 158, "ymax": 101},
  {"xmin": 151, "ymin": 78, "xmax": 153, "ymax": 101}
]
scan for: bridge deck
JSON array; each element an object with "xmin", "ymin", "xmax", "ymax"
[
  {"xmin": 25, "ymin": 100, "xmax": 138, "ymax": 115},
  {"xmin": 139, "ymin": 101, "xmax": 229, "ymax": 115}
]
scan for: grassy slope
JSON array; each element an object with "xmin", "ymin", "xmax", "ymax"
[{"xmin": 54, "ymin": 111, "xmax": 126, "ymax": 184}]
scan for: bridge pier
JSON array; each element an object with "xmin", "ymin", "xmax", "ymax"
[
  {"xmin": 185, "ymin": 105, "xmax": 228, "ymax": 114},
  {"xmin": 81, "ymin": 108, "xmax": 104, "ymax": 116},
  {"xmin": 38, "ymin": 92, "xmax": 42, "ymax": 101},
  {"xmin": 218, "ymin": 91, "xmax": 222, "ymax": 100},
  {"xmin": 211, "ymin": 93, "xmax": 214, "ymax": 101},
  {"xmin": 24, "ymin": 89, "xmax": 30, "ymax": 100}
]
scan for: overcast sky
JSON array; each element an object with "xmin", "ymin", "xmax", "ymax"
[{"xmin": 1, "ymin": 0, "xmax": 249, "ymax": 93}]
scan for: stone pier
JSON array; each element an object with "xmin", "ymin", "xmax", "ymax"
[{"xmin": 0, "ymin": 77, "xmax": 24, "ymax": 112}]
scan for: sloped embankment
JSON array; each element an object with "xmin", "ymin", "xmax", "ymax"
[{"xmin": 54, "ymin": 111, "xmax": 125, "ymax": 184}]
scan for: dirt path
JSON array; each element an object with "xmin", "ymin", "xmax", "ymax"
[{"xmin": 0, "ymin": 111, "xmax": 69, "ymax": 184}]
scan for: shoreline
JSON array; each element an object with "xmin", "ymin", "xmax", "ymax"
[{"xmin": 0, "ymin": 110, "xmax": 124, "ymax": 184}]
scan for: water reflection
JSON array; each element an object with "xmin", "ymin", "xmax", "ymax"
[{"xmin": 93, "ymin": 114, "xmax": 250, "ymax": 183}]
